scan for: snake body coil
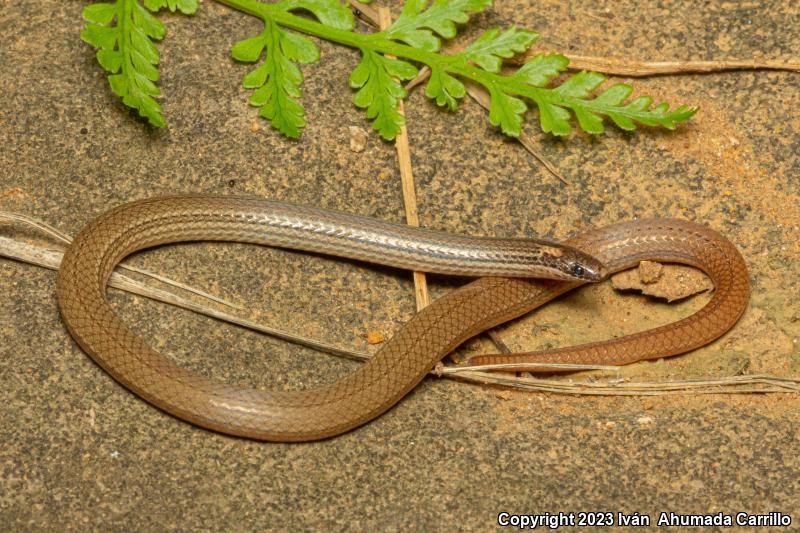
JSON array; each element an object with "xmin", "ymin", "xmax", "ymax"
[{"xmin": 56, "ymin": 196, "xmax": 748, "ymax": 441}]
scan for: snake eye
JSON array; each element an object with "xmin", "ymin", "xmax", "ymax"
[{"xmin": 572, "ymin": 264, "xmax": 586, "ymax": 277}]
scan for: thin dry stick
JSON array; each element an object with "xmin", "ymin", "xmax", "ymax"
[
  {"xmin": 404, "ymin": 67, "xmax": 429, "ymax": 92},
  {"xmin": 2, "ymin": 224, "xmax": 799, "ymax": 395},
  {"xmin": 406, "ymin": 66, "xmax": 570, "ymax": 186},
  {"xmin": 0, "ymin": 234, "xmax": 362, "ymax": 360},
  {"xmin": 406, "ymin": 68, "xmax": 569, "ymax": 184},
  {"xmin": 519, "ymin": 54, "xmax": 800, "ymax": 76},
  {"xmin": 377, "ymin": 6, "xmax": 430, "ymax": 311},
  {"xmin": 448, "ymin": 369, "xmax": 800, "ymax": 396},
  {"xmin": 374, "ymin": 3, "xmax": 513, "ymax": 352},
  {"xmin": 0, "ymin": 211, "xmax": 239, "ymax": 308},
  {"xmin": 352, "ymin": 1, "xmax": 523, "ymax": 350}
]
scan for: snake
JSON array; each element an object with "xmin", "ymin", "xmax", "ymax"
[{"xmin": 56, "ymin": 195, "xmax": 749, "ymax": 441}]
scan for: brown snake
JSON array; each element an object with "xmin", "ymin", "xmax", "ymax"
[{"xmin": 56, "ymin": 196, "xmax": 749, "ymax": 441}]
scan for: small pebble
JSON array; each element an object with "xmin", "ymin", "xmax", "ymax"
[
  {"xmin": 366, "ymin": 331, "xmax": 385, "ymax": 344},
  {"xmin": 348, "ymin": 126, "xmax": 367, "ymax": 152}
]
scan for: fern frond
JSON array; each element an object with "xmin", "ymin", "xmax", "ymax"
[
  {"xmin": 510, "ymin": 70, "xmax": 697, "ymax": 136},
  {"xmin": 81, "ymin": 0, "xmax": 697, "ymax": 139},
  {"xmin": 349, "ymin": 50, "xmax": 418, "ymax": 139},
  {"xmin": 233, "ymin": 20, "xmax": 320, "ymax": 138},
  {"xmin": 81, "ymin": 0, "xmax": 196, "ymax": 127},
  {"xmin": 231, "ymin": 0, "xmax": 354, "ymax": 137}
]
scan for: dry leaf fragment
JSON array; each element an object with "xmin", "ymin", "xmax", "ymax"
[{"xmin": 638, "ymin": 260, "xmax": 663, "ymax": 284}]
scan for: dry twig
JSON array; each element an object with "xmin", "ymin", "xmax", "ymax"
[
  {"xmin": 523, "ymin": 54, "xmax": 800, "ymax": 77},
  {"xmin": 377, "ymin": 6, "xmax": 431, "ymax": 311}
]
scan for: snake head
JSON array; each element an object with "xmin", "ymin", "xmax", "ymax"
[
  {"xmin": 556, "ymin": 248, "xmax": 607, "ymax": 282},
  {"xmin": 523, "ymin": 241, "xmax": 607, "ymax": 282},
  {"xmin": 518, "ymin": 241, "xmax": 607, "ymax": 282}
]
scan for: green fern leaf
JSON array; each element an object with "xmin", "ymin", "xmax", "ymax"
[
  {"xmin": 553, "ymin": 71, "xmax": 606, "ymax": 98},
  {"xmin": 386, "ymin": 0, "xmax": 491, "ymax": 52},
  {"xmin": 81, "ymin": 0, "xmax": 196, "ymax": 127},
  {"xmin": 512, "ymin": 53, "xmax": 569, "ymax": 86},
  {"xmin": 488, "ymin": 88, "xmax": 527, "ymax": 137},
  {"xmin": 536, "ymin": 100, "xmax": 572, "ymax": 136},
  {"xmin": 234, "ymin": 20, "xmax": 320, "ymax": 138},
  {"xmin": 282, "ymin": 0, "xmax": 354, "ymax": 30},
  {"xmin": 349, "ymin": 49, "xmax": 418, "ymax": 140},
  {"xmin": 229, "ymin": 0, "xmax": 356, "ymax": 137},
  {"xmin": 142, "ymin": 0, "xmax": 197, "ymax": 15},
  {"xmin": 571, "ymin": 83, "xmax": 631, "ymax": 133},
  {"xmin": 83, "ymin": 3, "xmax": 118, "ymax": 25},
  {"xmin": 425, "ymin": 67, "xmax": 465, "ymax": 111},
  {"xmin": 81, "ymin": 0, "xmax": 169, "ymax": 127},
  {"xmin": 524, "ymin": 70, "xmax": 697, "ymax": 135},
  {"xmin": 534, "ymin": 71, "xmax": 606, "ymax": 134},
  {"xmin": 463, "ymin": 27, "xmax": 538, "ymax": 72}
]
